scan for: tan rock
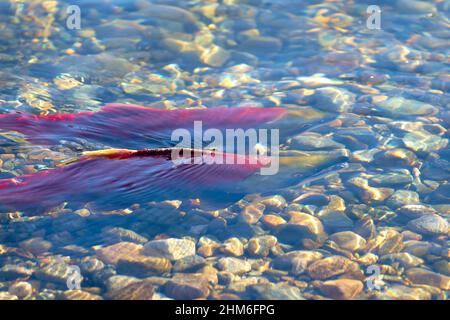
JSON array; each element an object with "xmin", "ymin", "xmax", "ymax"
[
  {"xmin": 329, "ymin": 231, "xmax": 367, "ymax": 252},
  {"xmin": 96, "ymin": 242, "xmax": 143, "ymax": 266},
  {"xmin": 405, "ymin": 268, "xmax": 450, "ymax": 290},
  {"xmin": 318, "ymin": 279, "xmax": 364, "ymax": 299},
  {"xmin": 307, "ymin": 256, "xmax": 359, "ymax": 280}
]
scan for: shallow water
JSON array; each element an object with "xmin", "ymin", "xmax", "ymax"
[{"xmin": 0, "ymin": 0, "xmax": 448, "ymax": 300}]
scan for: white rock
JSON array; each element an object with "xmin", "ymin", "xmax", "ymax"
[{"xmin": 143, "ymin": 238, "xmax": 196, "ymax": 260}]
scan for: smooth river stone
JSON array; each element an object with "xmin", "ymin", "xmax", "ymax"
[
  {"xmin": 246, "ymin": 235, "xmax": 278, "ymax": 257},
  {"xmin": 101, "ymin": 227, "xmax": 148, "ymax": 244},
  {"xmin": 19, "ymin": 237, "xmax": 52, "ymax": 255},
  {"xmin": 239, "ymin": 204, "xmax": 264, "ymax": 224},
  {"xmin": 143, "ymin": 238, "xmax": 196, "ymax": 261},
  {"xmin": 347, "ymin": 177, "xmax": 394, "ymax": 203},
  {"xmin": 307, "ymin": 256, "xmax": 359, "ymax": 280},
  {"xmin": 377, "ymin": 285, "xmax": 431, "ymax": 300},
  {"xmin": 272, "ymin": 250, "xmax": 323, "ymax": 275},
  {"xmin": 376, "ymin": 97, "xmax": 437, "ymax": 117},
  {"xmin": 116, "ymin": 255, "xmax": 172, "ymax": 277},
  {"xmin": 0, "ymin": 292, "xmax": 18, "ymax": 300},
  {"xmin": 220, "ymin": 237, "xmax": 244, "ymax": 257},
  {"xmin": 288, "ymin": 211, "xmax": 326, "ymax": 238},
  {"xmin": 308, "ymin": 87, "xmax": 355, "ymax": 113},
  {"xmin": 0, "ymin": 264, "xmax": 34, "ymax": 280},
  {"xmin": 407, "ymin": 214, "xmax": 449, "ymax": 236},
  {"xmin": 8, "ymin": 281, "xmax": 33, "ymax": 299},
  {"xmin": 405, "ymin": 268, "xmax": 450, "ymax": 290},
  {"xmin": 397, "ymin": 205, "xmax": 438, "ymax": 220},
  {"xmin": 105, "ymin": 275, "xmax": 140, "ymax": 294},
  {"xmin": 317, "ymin": 279, "xmax": 364, "ymax": 300},
  {"xmin": 329, "ymin": 231, "xmax": 367, "ymax": 252},
  {"xmin": 403, "ymin": 131, "xmax": 448, "ymax": 153},
  {"xmin": 35, "ymin": 262, "xmax": 81, "ymax": 285},
  {"xmin": 164, "ymin": 273, "xmax": 214, "ymax": 300},
  {"xmin": 246, "ymin": 283, "xmax": 305, "ymax": 300},
  {"xmin": 60, "ymin": 290, "xmax": 103, "ymax": 300},
  {"xmin": 379, "ymin": 252, "xmax": 424, "ymax": 268},
  {"xmin": 217, "ymin": 257, "xmax": 252, "ymax": 274},
  {"xmin": 173, "ymin": 255, "xmax": 207, "ymax": 273},
  {"xmin": 386, "ymin": 190, "xmax": 420, "ymax": 209},
  {"xmin": 96, "ymin": 242, "xmax": 143, "ymax": 265},
  {"xmin": 261, "ymin": 214, "xmax": 287, "ymax": 229},
  {"xmin": 366, "ymin": 229, "xmax": 404, "ymax": 255},
  {"xmin": 108, "ymin": 279, "xmax": 155, "ymax": 300}
]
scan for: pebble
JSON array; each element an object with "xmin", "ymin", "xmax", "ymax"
[
  {"xmin": 287, "ymin": 211, "xmax": 326, "ymax": 240},
  {"xmin": 220, "ymin": 238, "xmax": 244, "ymax": 257},
  {"xmin": 96, "ymin": 242, "xmax": 143, "ymax": 266},
  {"xmin": 354, "ymin": 216, "xmax": 376, "ymax": 239},
  {"xmin": 407, "ymin": 214, "xmax": 449, "ymax": 236},
  {"xmin": 0, "ymin": 264, "xmax": 34, "ymax": 280},
  {"xmin": 173, "ymin": 255, "xmax": 206, "ymax": 273},
  {"xmin": 164, "ymin": 273, "xmax": 213, "ymax": 299},
  {"xmin": 403, "ymin": 131, "xmax": 448, "ymax": 153},
  {"xmin": 239, "ymin": 36, "xmax": 282, "ymax": 54},
  {"xmin": 432, "ymin": 260, "xmax": 450, "ymax": 276},
  {"xmin": 307, "ymin": 256, "xmax": 360, "ymax": 280},
  {"xmin": 317, "ymin": 279, "xmax": 363, "ymax": 300},
  {"xmin": 396, "ymin": 0, "xmax": 437, "ymax": 14},
  {"xmin": 403, "ymin": 240, "xmax": 437, "ymax": 257},
  {"xmin": 35, "ymin": 262, "xmax": 81, "ymax": 285},
  {"xmin": 60, "ymin": 290, "xmax": 103, "ymax": 300},
  {"xmin": 397, "ymin": 205, "xmax": 438, "ymax": 220},
  {"xmin": 258, "ymin": 195, "xmax": 287, "ymax": 212},
  {"xmin": 272, "ymin": 251, "xmax": 323, "ymax": 275},
  {"xmin": 379, "ymin": 253, "xmax": 424, "ymax": 268},
  {"xmin": 405, "ymin": 268, "xmax": 450, "ymax": 290},
  {"xmin": 246, "ymin": 283, "xmax": 304, "ymax": 300},
  {"xmin": 101, "ymin": 227, "xmax": 148, "ymax": 244},
  {"xmin": 308, "ymin": 87, "xmax": 355, "ymax": 113},
  {"xmin": 289, "ymin": 133, "xmax": 344, "ymax": 151},
  {"xmin": 116, "ymin": 255, "xmax": 172, "ymax": 277},
  {"xmin": 239, "ymin": 204, "xmax": 263, "ymax": 224},
  {"xmin": 246, "ymin": 235, "xmax": 277, "ymax": 257},
  {"xmin": 200, "ymin": 45, "xmax": 230, "ymax": 67},
  {"xmin": 143, "ymin": 238, "xmax": 196, "ymax": 261},
  {"xmin": 376, "ymin": 97, "xmax": 437, "ymax": 117},
  {"xmin": 318, "ymin": 210, "xmax": 354, "ymax": 233},
  {"xmin": 376, "ymin": 285, "xmax": 431, "ymax": 300},
  {"xmin": 8, "ymin": 281, "xmax": 34, "ymax": 299},
  {"xmin": 0, "ymin": 292, "xmax": 18, "ymax": 300},
  {"xmin": 366, "ymin": 229, "xmax": 404, "ymax": 255},
  {"xmin": 108, "ymin": 279, "xmax": 155, "ymax": 300},
  {"xmin": 261, "ymin": 215, "xmax": 287, "ymax": 229},
  {"xmin": 373, "ymin": 148, "xmax": 418, "ymax": 167},
  {"xmin": 19, "ymin": 237, "xmax": 52, "ymax": 255},
  {"xmin": 217, "ymin": 257, "xmax": 252, "ymax": 274},
  {"xmin": 347, "ymin": 177, "xmax": 394, "ymax": 203},
  {"xmin": 386, "ymin": 190, "xmax": 420, "ymax": 209},
  {"xmin": 197, "ymin": 237, "xmax": 221, "ymax": 258},
  {"xmin": 80, "ymin": 256, "xmax": 105, "ymax": 274},
  {"xmin": 105, "ymin": 275, "xmax": 140, "ymax": 294},
  {"xmin": 329, "ymin": 231, "xmax": 367, "ymax": 252},
  {"xmin": 369, "ymin": 171, "xmax": 414, "ymax": 188},
  {"xmin": 355, "ymin": 253, "xmax": 378, "ymax": 266}
]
